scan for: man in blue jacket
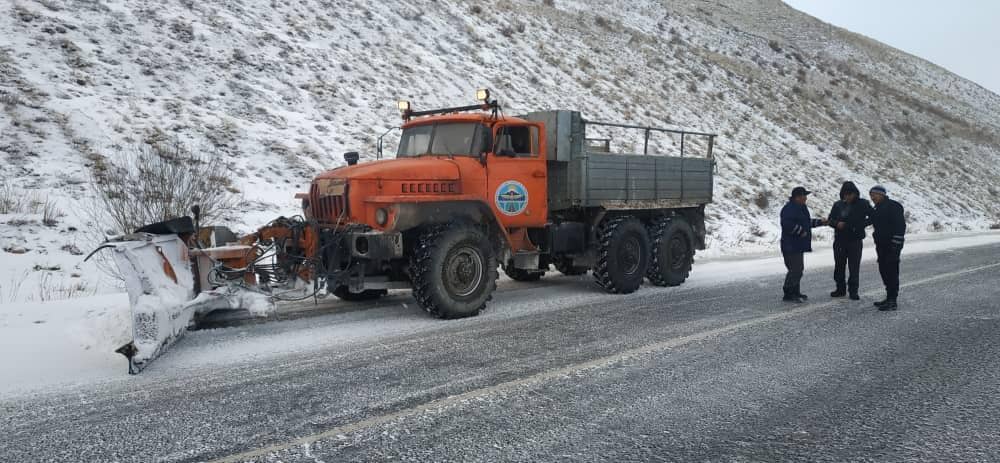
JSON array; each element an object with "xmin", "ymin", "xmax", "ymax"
[{"xmin": 780, "ymin": 186, "xmax": 827, "ymax": 302}]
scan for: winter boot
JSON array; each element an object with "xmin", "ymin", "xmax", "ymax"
[
  {"xmin": 782, "ymin": 287, "xmax": 803, "ymax": 303},
  {"xmin": 874, "ymin": 298, "xmax": 889, "ymax": 308},
  {"xmin": 849, "ymin": 293, "xmax": 860, "ymax": 301},
  {"xmin": 830, "ymin": 288, "xmax": 847, "ymax": 298},
  {"xmin": 795, "ymin": 285, "xmax": 808, "ymax": 301},
  {"xmin": 878, "ymin": 300, "xmax": 898, "ymax": 311}
]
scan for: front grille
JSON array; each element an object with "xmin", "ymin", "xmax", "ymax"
[{"xmin": 309, "ymin": 183, "xmax": 347, "ymax": 223}]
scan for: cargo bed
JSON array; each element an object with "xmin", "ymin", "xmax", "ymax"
[{"xmin": 523, "ymin": 111, "xmax": 715, "ymax": 212}]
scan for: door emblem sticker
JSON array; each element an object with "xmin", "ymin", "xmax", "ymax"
[{"xmin": 495, "ymin": 180, "xmax": 528, "ymax": 216}]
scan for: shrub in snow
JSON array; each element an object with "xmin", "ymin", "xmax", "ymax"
[
  {"xmin": 86, "ymin": 140, "xmax": 240, "ymax": 237},
  {"xmin": 0, "ymin": 183, "xmax": 16, "ymax": 214}
]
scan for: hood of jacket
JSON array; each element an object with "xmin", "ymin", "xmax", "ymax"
[{"xmin": 840, "ymin": 181, "xmax": 860, "ymax": 200}]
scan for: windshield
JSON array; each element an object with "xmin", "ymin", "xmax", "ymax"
[{"xmin": 397, "ymin": 122, "xmax": 486, "ymax": 157}]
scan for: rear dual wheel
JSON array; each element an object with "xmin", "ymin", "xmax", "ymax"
[
  {"xmin": 646, "ymin": 216, "xmax": 694, "ymax": 287},
  {"xmin": 593, "ymin": 216, "xmax": 650, "ymax": 294}
]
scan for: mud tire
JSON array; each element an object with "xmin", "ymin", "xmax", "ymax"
[
  {"xmin": 410, "ymin": 224, "xmax": 498, "ymax": 319},
  {"xmin": 592, "ymin": 216, "xmax": 650, "ymax": 294},
  {"xmin": 646, "ymin": 216, "xmax": 694, "ymax": 287}
]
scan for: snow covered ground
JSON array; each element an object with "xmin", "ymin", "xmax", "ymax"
[
  {"xmin": 0, "ymin": 293, "xmax": 131, "ymax": 392},
  {"xmin": 2, "ymin": 229, "xmax": 997, "ymax": 398}
]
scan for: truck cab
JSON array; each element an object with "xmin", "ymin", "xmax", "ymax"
[{"xmin": 306, "ymin": 103, "xmax": 550, "ymax": 257}]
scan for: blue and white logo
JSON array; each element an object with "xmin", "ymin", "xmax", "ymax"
[{"xmin": 495, "ymin": 180, "xmax": 528, "ymax": 216}]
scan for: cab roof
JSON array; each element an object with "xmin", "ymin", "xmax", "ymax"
[{"xmin": 401, "ymin": 113, "xmax": 531, "ymax": 129}]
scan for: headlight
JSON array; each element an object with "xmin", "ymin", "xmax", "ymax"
[
  {"xmin": 476, "ymin": 88, "xmax": 490, "ymax": 102},
  {"xmin": 375, "ymin": 208, "xmax": 388, "ymax": 226},
  {"xmin": 397, "ymin": 100, "xmax": 411, "ymax": 111}
]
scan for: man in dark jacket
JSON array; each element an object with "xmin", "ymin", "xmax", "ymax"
[
  {"xmin": 868, "ymin": 185, "xmax": 906, "ymax": 311},
  {"xmin": 780, "ymin": 186, "xmax": 827, "ymax": 303},
  {"xmin": 827, "ymin": 181, "xmax": 873, "ymax": 300}
]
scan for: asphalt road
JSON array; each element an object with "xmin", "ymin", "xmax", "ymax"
[{"xmin": 3, "ymin": 241, "xmax": 1000, "ymax": 462}]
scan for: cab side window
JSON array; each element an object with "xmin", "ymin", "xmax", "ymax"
[{"xmin": 497, "ymin": 126, "xmax": 539, "ymax": 157}]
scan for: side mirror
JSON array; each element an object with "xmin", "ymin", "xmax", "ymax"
[
  {"xmin": 344, "ymin": 151, "xmax": 359, "ymax": 166},
  {"xmin": 481, "ymin": 130, "xmax": 493, "ymax": 154}
]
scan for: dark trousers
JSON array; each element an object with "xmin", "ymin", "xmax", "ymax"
[
  {"xmin": 782, "ymin": 252, "xmax": 804, "ymax": 295},
  {"xmin": 876, "ymin": 243, "xmax": 901, "ymax": 300},
  {"xmin": 833, "ymin": 240, "xmax": 863, "ymax": 294}
]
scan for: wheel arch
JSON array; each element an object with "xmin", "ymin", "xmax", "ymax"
[{"xmin": 393, "ymin": 200, "xmax": 511, "ymax": 253}]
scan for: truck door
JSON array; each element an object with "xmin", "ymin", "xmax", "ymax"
[{"xmin": 487, "ymin": 123, "xmax": 547, "ymax": 228}]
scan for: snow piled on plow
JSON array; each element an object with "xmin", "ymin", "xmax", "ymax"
[
  {"xmin": 109, "ymin": 234, "xmax": 277, "ymax": 373},
  {"xmin": 112, "ymin": 235, "xmax": 197, "ymax": 372}
]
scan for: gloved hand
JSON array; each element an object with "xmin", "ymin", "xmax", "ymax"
[{"xmin": 892, "ymin": 241, "xmax": 904, "ymax": 257}]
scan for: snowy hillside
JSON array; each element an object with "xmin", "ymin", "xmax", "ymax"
[{"xmin": 2, "ymin": 0, "xmax": 999, "ymax": 301}]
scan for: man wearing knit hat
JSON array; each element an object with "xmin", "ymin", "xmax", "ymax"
[
  {"xmin": 868, "ymin": 185, "xmax": 906, "ymax": 311},
  {"xmin": 780, "ymin": 186, "xmax": 828, "ymax": 303}
]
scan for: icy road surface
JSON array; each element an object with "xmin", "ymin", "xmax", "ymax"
[{"xmin": 2, "ymin": 232, "xmax": 999, "ymax": 461}]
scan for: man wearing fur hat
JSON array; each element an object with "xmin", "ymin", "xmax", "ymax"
[{"xmin": 868, "ymin": 185, "xmax": 906, "ymax": 311}]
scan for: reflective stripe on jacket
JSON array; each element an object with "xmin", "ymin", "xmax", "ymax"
[{"xmin": 781, "ymin": 201, "xmax": 822, "ymax": 254}]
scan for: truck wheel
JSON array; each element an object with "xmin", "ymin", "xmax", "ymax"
[
  {"xmin": 504, "ymin": 265, "xmax": 545, "ymax": 282},
  {"xmin": 646, "ymin": 216, "xmax": 694, "ymax": 286},
  {"xmin": 554, "ymin": 259, "xmax": 588, "ymax": 276},
  {"xmin": 332, "ymin": 286, "xmax": 387, "ymax": 302},
  {"xmin": 593, "ymin": 216, "xmax": 650, "ymax": 294},
  {"xmin": 410, "ymin": 224, "xmax": 498, "ymax": 319}
]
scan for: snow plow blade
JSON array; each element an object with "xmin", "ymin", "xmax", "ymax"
[
  {"xmin": 93, "ymin": 232, "xmax": 273, "ymax": 374},
  {"xmin": 89, "ymin": 214, "xmax": 328, "ymax": 373}
]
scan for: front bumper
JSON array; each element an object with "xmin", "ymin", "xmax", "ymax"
[
  {"xmin": 345, "ymin": 230, "xmax": 403, "ymax": 260},
  {"xmin": 328, "ymin": 229, "xmax": 408, "ymax": 293}
]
